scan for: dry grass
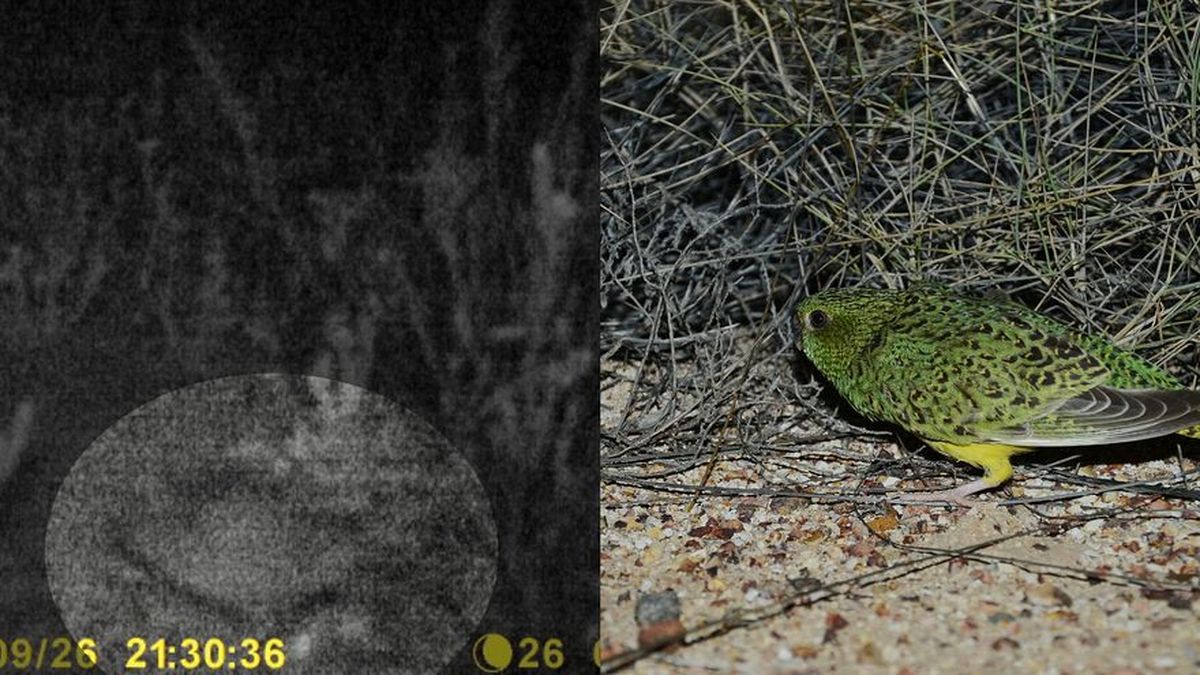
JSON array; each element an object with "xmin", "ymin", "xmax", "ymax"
[
  {"xmin": 601, "ymin": 4, "xmax": 1200, "ymax": 669},
  {"xmin": 602, "ymin": 0, "xmax": 1200, "ymax": 475}
]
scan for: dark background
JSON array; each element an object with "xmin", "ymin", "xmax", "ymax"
[{"xmin": 0, "ymin": 0, "xmax": 596, "ymax": 671}]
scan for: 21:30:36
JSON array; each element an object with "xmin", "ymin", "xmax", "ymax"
[{"xmin": 126, "ymin": 637, "xmax": 286, "ymax": 671}]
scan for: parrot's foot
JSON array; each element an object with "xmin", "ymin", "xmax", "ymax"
[{"xmin": 892, "ymin": 478, "xmax": 997, "ymax": 507}]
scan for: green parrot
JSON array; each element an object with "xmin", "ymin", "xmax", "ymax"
[{"xmin": 793, "ymin": 284, "xmax": 1200, "ymax": 505}]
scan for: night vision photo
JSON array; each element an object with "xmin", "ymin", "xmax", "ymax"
[{"xmin": 0, "ymin": 1, "xmax": 596, "ymax": 673}]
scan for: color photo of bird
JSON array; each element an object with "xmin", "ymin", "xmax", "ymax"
[{"xmin": 793, "ymin": 284, "xmax": 1200, "ymax": 505}]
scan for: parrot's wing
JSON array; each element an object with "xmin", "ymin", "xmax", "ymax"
[
  {"xmin": 985, "ymin": 386, "xmax": 1200, "ymax": 447},
  {"xmin": 868, "ymin": 307, "xmax": 1111, "ymax": 441}
]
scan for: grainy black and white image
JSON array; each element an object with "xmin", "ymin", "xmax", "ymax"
[
  {"xmin": 0, "ymin": 1, "xmax": 596, "ymax": 673},
  {"xmin": 47, "ymin": 374, "xmax": 496, "ymax": 673}
]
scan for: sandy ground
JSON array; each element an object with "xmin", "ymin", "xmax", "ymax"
[{"xmin": 601, "ymin": 359, "xmax": 1200, "ymax": 674}]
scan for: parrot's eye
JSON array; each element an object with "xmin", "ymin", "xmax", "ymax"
[{"xmin": 806, "ymin": 310, "xmax": 829, "ymax": 330}]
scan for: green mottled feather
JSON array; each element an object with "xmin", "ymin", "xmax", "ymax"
[{"xmin": 795, "ymin": 284, "xmax": 1200, "ymax": 447}]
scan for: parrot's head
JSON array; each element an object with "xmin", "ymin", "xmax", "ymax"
[{"xmin": 793, "ymin": 287, "xmax": 904, "ymax": 382}]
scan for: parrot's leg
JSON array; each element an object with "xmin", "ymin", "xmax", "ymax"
[{"xmin": 893, "ymin": 441, "xmax": 1018, "ymax": 506}]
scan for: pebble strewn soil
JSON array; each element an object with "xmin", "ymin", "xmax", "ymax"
[{"xmin": 602, "ymin": 366, "xmax": 1200, "ymax": 674}]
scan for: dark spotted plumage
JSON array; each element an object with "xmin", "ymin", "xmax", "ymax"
[{"xmin": 794, "ymin": 284, "xmax": 1200, "ymax": 503}]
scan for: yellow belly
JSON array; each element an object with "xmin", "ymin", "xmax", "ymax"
[{"xmin": 925, "ymin": 440, "xmax": 1026, "ymax": 487}]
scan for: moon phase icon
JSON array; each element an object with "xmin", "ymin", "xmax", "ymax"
[{"xmin": 472, "ymin": 633, "xmax": 513, "ymax": 672}]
